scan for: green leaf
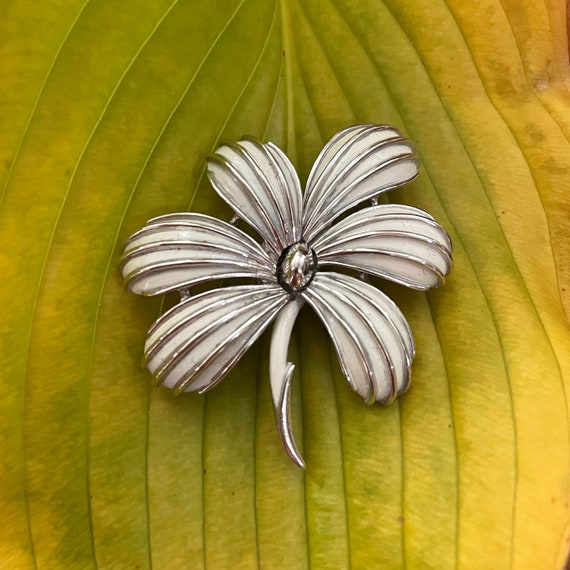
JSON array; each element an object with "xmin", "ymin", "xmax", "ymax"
[{"xmin": 1, "ymin": 0, "xmax": 570, "ymax": 568}]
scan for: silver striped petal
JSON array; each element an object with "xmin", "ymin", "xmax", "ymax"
[
  {"xmin": 302, "ymin": 124, "xmax": 419, "ymax": 241},
  {"xmin": 301, "ymin": 272, "xmax": 415, "ymax": 404},
  {"xmin": 207, "ymin": 138, "xmax": 303, "ymax": 256},
  {"xmin": 120, "ymin": 212, "xmax": 275, "ymax": 296},
  {"xmin": 144, "ymin": 285, "xmax": 290, "ymax": 394},
  {"xmin": 312, "ymin": 204, "xmax": 453, "ymax": 290}
]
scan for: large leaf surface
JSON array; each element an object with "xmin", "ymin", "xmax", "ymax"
[{"xmin": 1, "ymin": 0, "xmax": 570, "ymax": 568}]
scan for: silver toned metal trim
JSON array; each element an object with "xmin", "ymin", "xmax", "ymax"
[
  {"xmin": 207, "ymin": 138, "xmax": 303, "ymax": 257},
  {"xmin": 145, "ymin": 288, "xmax": 278, "ymax": 361},
  {"xmin": 312, "ymin": 205, "xmax": 453, "ymax": 290},
  {"xmin": 262, "ymin": 142, "xmax": 303, "ymax": 242},
  {"xmin": 172, "ymin": 298, "xmax": 285, "ymax": 394},
  {"xmin": 304, "ymin": 131, "xmax": 409, "ymax": 222},
  {"xmin": 326, "ymin": 273, "xmax": 414, "ymax": 397},
  {"xmin": 207, "ymin": 153, "xmax": 283, "ymax": 256},
  {"xmin": 223, "ymin": 140, "xmax": 290, "ymax": 243},
  {"xmin": 145, "ymin": 285, "xmax": 289, "ymax": 394},
  {"xmin": 120, "ymin": 123, "xmax": 453, "ymax": 468},
  {"xmin": 302, "ymin": 125, "xmax": 419, "ymax": 240},
  {"xmin": 237, "ymin": 137, "xmax": 303, "ymax": 246},
  {"xmin": 305, "ymin": 285, "xmax": 391, "ymax": 403},
  {"xmin": 304, "ymin": 124, "xmax": 385, "ymax": 202},
  {"xmin": 120, "ymin": 212, "xmax": 276, "ymax": 295},
  {"xmin": 270, "ymin": 298, "xmax": 305, "ymax": 468},
  {"xmin": 304, "ymin": 152, "xmax": 419, "ymax": 241},
  {"xmin": 311, "ymin": 208, "xmax": 450, "ymax": 247},
  {"xmin": 316, "ymin": 250, "xmax": 448, "ymax": 290},
  {"xmin": 302, "ymin": 272, "xmax": 414, "ymax": 404}
]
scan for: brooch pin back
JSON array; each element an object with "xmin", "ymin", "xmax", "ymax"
[{"xmin": 120, "ymin": 124, "xmax": 453, "ymax": 468}]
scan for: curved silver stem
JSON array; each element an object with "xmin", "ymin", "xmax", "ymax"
[{"xmin": 269, "ymin": 297, "xmax": 305, "ymax": 468}]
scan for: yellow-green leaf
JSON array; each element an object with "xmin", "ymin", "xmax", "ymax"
[{"xmin": 1, "ymin": 0, "xmax": 569, "ymax": 568}]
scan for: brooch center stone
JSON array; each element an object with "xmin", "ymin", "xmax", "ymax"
[{"xmin": 277, "ymin": 241, "xmax": 317, "ymax": 293}]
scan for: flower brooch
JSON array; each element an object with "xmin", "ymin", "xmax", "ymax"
[{"xmin": 120, "ymin": 124, "xmax": 452, "ymax": 467}]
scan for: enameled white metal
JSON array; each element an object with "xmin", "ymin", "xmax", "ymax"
[{"xmin": 120, "ymin": 124, "xmax": 453, "ymax": 468}]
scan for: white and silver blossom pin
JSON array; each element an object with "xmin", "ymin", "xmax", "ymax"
[{"xmin": 120, "ymin": 124, "xmax": 452, "ymax": 467}]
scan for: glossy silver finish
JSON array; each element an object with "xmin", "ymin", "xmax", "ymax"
[
  {"xmin": 277, "ymin": 241, "xmax": 317, "ymax": 293},
  {"xmin": 270, "ymin": 298, "xmax": 305, "ymax": 467},
  {"xmin": 120, "ymin": 124, "xmax": 453, "ymax": 468},
  {"xmin": 312, "ymin": 204, "xmax": 453, "ymax": 291},
  {"xmin": 144, "ymin": 285, "xmax": 289, "ymax": 394},
  {"xmin": 120, "ymin": 212, "xmax": 275, "ymax": 296},
  {"xmin": 301, "ymin": 273, "xmax": 414, "ymax": 404}
]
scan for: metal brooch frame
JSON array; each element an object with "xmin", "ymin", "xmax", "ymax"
[{"xmin": 120, "ymin": 124, "xmax": 453, "ymax": 468}]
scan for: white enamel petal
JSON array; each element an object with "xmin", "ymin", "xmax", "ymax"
[
  {"xmin": 269, "ymin": 297, "xmax": 305, "ymax": 468},
  {"xmin": 302, "ymin": 272, "xmax": 414, "ymax": 403},
  {"xmin": 207, "ymin": 138, "xmax": 303, "ymax": 256},
  {"xmin": 120, "ymin": 213, "xmax": 275, "ymax": 296},
  {"xmin": 144, "ymin": 285, "xmax": 289, "ymax": 394},
  {"xmin": 312, "ymin": 204, "xmax": 453, "ymax": 290},
  {"xmin": 302, "ymin": 124, "xmax": 419, "ymax": 241}
]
